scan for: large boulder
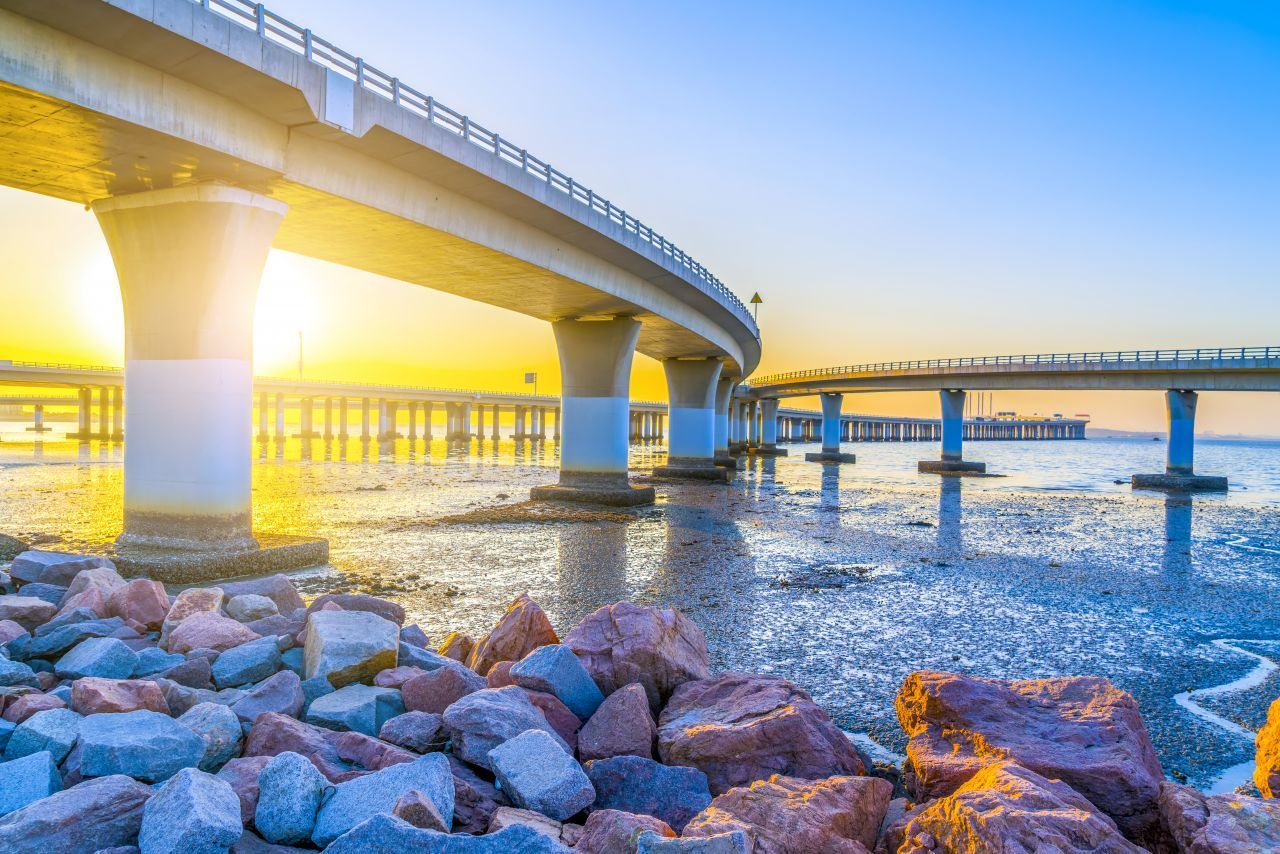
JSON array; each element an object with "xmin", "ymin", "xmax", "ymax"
[
  {"xmin": 0, "ymin": 773, "xmax": 153, "ymax": 853},
  {"xmin": 636, "ymin": 830, "xmax": 751, "ymax": 852},
  {"xmin": 323, "ymin": 813, "xmax": 572, "ymax": 853},
  {"xmin": 306, "ymin": 684, "xmax": 405, "ymax": 736},
  {"xmin": 564, "ymin": 601, "xmax": 711, "ymax": 710},
  {"xmin": 450, "ymin": 754, "xmax": 510, "ymax": 835},
  {"xmin": 2, "ymin": 693, "xmax": 64, "ymax": 724},
  {"xmin": 71, "ymin": 677, "xmax": 169, "ymax": 715},
  {"xmin": 489, "ymin": 728, "xmax": 595, "ymax": 821},
  {"xmin": 658, "ymin": 672, "xmax": 864, "ymax": 795},
  {"xmin": 304, "ymin": 610, "xmax": 399, "ymax": 689},
  {"xmin": 220, "ymin": 575, "xmax": 305, "ymax": 615},
  {"xmin": 576, "ymin": 809, "xmax": 677, "ymax": 853},
  {"xmin": 244, "ymin": 712, "xmax": 346, "ymax": 778},
  {"xmin": 896, "ymin": 670, "xmax": 1164, "ymax": 839},
  {"xmin": 159, "ymin": 587, "xmax": 224, "ymax": 648},
  {"xmin": 1159, "ymin": 780, "xmax": 1280, "ymax": 853},
  {"xmin": 230, "ymin": 670, "xmax": 304, "ymax": 723},
  {"xmin": 0, "ymin": 750, "xmax": 61, "ymax": 816},
  {"xmin": 438, "ymin": 631, "xmax": 474, "ymax": 664},
  {"xmin": 57, "ymin": 565, "xmax": 127, "ymax": 617},
  {"xmin": 216, "ymin": 755, "xmax": 272, "ymax": 823},
  {"xmin": 0, "ymin": 533, "xmax": 28, "ymax": 562},
  {"xmin": 3, "ymin": 707, "xmax": 81, "ymax": 763},
  {"xmin": 441, "ymin": 685, "xmax": 569, "ymax": 771},
  {"xmin": 307, "ymin": 593, "xmax": 405, "ymax": 626},
  {"xmin": 401, "ymin": 662, "xmax": 485, "ymax": 714},
  {"xmin": 578, "ymin": 682, "xmax": 656, "ymax": 761},
  {"xmin": 168, "ymin": 611, "xmax": 261, "ymax": 655},
  {"xmin": 511, "ymin": 643, "xmax": 605, "ymax": 720},
  {"xmin": 466, "ymin": 594, "xmax": 559, "ymax": 677},
  {"xmin": 178, "ymin": 702, "xmax": 244, "ymax": 771},
  {"xmin": 226, "ymin": 594, "xmax": 280, "ymax": 623},
  {"xmin": 54, "ymin": 636, "xmax": 137, "ymax": 680},
  {"xmin": 138, "ymin": 767, "xmax": 243, "ymax": 854},
  {"xmin": 212, "ymin": 635, "xmax": 283, "ymax": 689},
  {"xmin": 256, "ymin": 750, "xmax": 333, "ymax": 845},
  {"xmin": 333, "ymin": 730, "xmax": 417, "ymax": 771},
  {"xmin": 0, "ymin": 658, "xmax": 38, "ymax": 689},
  {"xmin": 310, "ymin": 753, "xmax": 454, "ymax": 847},
  {"xmin": 0, "ymin": 596, "xmax": 56, "ymax": 632},
  {"xmin": 9, "ymin": 551, "xmax": 113, "ymax": 587},
  {"xmin": 895, "ymin": 761, "xmax": 1142, "ymax": 853},
  {"xmin": 683, "ymin": 774, "xmax": 891, "ymax": 853},
  {"xmin": 78, "ymin": 709, "xmax": 206, "ymax": 782},
  {"xmin": 379, "ymin": 711, "xmax": 444, "ymax": 754},
  {"xmin": 584, "ymin": 754, "xmax": 712, "ymax": 832},
  {"xmin": 106, "ymin": 579, "xmax": 170, "ymax": 630},
  {"xmin": 1256, "ymin": 695, "xmax": 1280, "ymax": 798},
  {"xmin": 523, "ymin": 690, "xmax": 583, "ymax": 753}
]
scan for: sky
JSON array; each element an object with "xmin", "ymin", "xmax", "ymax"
[{"xmin": 1, "ymin": 0, "xmax": 1277, "ymax": 433}]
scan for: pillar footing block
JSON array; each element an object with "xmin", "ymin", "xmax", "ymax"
[
  {"xmin": 106, "ymin": 533, "xmax": 328, "ymax": 585},
  {"xmin": 805, "ymin": 452, "xmax": 856, "ymax": 464},
  {"xmin": 750, "ymin": 446, "xmax": 789, "ymax": 457},
  {"xmin": 728, "ymin": 442, "xmax": 749, "ymax": 454},
  {"xmin": 1131, "ymin": 473, "xmax": 1227, "ymax": 492},
  {"xmin": 25, "ymin": 426, "xmax": 53, "ymax": 433},
  {"xmin": 918, "ymin": 460, "xmax": 986, "ymax": 475},
  {"xmin": 531, "ymin": 473, "xmax": 655, "ymax": 507},
  {"xmin": 713, "ymin": 455, "xmax": 739, "ymax": 470},
  {"xmin": 652, "ymin": 460, "xmax": 731, "ymax": 482}
]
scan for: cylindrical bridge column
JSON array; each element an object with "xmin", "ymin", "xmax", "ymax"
[
  {"xmin": 92, "ymin": 184, "xmax": 285, "ymax": 551},
  {"xmin": 98, "ymin": 387, "xmax": 111, "ymax": 439},
  {"xmin": 759, "ymin": 398, "xmax": 781, "ymax": 454},
  {"xmin": 655, "ymin": 358, "xmax": 726, "ymax": 479},
  {"xmin": 257, "ymin": 391, "xmax": 269, "ymax": 440},
  {"xmin": 275, "ymin": 393, "xmax": 285, "ymax": 440},
  {"xmin": 338, "ymin": 397, "xmax": 348, "ymax": 438},
  {"xmin": 423, "ymin": 402, "xmax": 434, "ymax": 440},
  {"xmin": 1132, "ymin": 390, "xmax": 1226, "ymax": 491},
  {"xmin": 919, "ymin": 389, "xmax": 985, "ymax": 474},
  {"xmin": 531, "ymin": 317, "xmax": 652, "ymax": 505},
  {"xmin": 76, "ymin": 387, "xmax": 91, "ymax": 440},
  {"xmin": 111, "ymin": 386, "xmax": 123, "ymax": 440},
  {"xmin": 806, "ymin": 392, "xmax": 855, "ymax": 463},
  {"xmin": 361, "ymin": 398, "xmax": 371, "ymax": 440},
  {"xmin": 712, "ymin": 376, "xmax": 736, "ymax": 464}
]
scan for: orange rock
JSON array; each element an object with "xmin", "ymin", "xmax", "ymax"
[
  {"xmin": 466, "ymin": 594, "xmax": 558, "ymax": 676},
  {"xmin": 1255, "ymin": 696, "xmax": 1280, "ymax": 798},
  {"xmin": 438, "ymin": 631, "xmax": 474, "ymax": 664}
]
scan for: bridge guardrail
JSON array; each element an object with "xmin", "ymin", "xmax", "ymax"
[
  {"xmin": 749, "ymin": 347, "xmax": 1280, "ymax": 387},
  {"xmin": 190, "ymin": 0, "xmax": 758, "ymax": 341}
]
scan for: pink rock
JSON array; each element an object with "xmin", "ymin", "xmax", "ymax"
[
  {"xmin": 373, "ymin": 666, "xmax": 427, "ymax": 689},
  {"xmin": 35, "ymin": 672, "xmax": 58, "ymax": 691},
  {"xmin": 564, "ymin": 601, "xmax": 711, "ymax": 710},
  {"xmin": 56, "ymin": 584, "xmax": 110, "ymax": 619},
  {"xmin": 466, "ymin": 594, "xmax": 558, "ymax": 676},
  {"xmin": 167, "ymin": 610, "xmax": 261, "ymax": 654},
  {"xmin": 1255, "ymin": 695, "xmax": 1280, "ymax": 797},
  {"xmin": 486, "ymin": 661, "xmax": 516, "ymax": 688},
  {"xmin": 684, "ymin": 774, "xmax": 892, "ymax": 853},
  {"xmin": 71, "ymin": 677, "xmax": 170, "ymax": 714},
  {"xmin": 578, "ymin": 682, "xmax": 656, "ymax": 761},
  {"xmin": 0, "ymin": 619, "xmax": 29, "ymax": 645},
  {"xmin": 658, "ymin": 672, "xmax": 865, "ymax": 795},
  {"xmin": 438, "ymin": 631, "xmax": 474, "ymax": 664},
  {"xmin": 333, "ymin": 731, "xmax": 417, "ymax": 771},
  {"xmin": 523, "ymin": 689, "xmax": 582, "ymax": 753},
  {"xmin": 450, "ymin": 755, "xmax": 510, "ymax": 834},
  {"xmin": 243, "ymin": 711, "xmax": 349, "ymax": 783},
  {"xmin": 0, "ymin": 595, "xmax": 56, "ymax": 631},
  {"xmin": 307, "ymin": 593, "xmax": 404, "ymax": 626},
  {"xmin": 897, "ymin": 761, "xmax": 1143, "ymax": 853},
  {"xmin": 576, "ymin": 809, "xmax": 676, "ymax": 853},
  {"xmin": 2, "ymin": 692, "xmax": 66, "ymax": 723},
  {"xmin": 896, "ymin": 670, "xmax": 1164, "ymax": 839},
  {"xmin": 220, "ymin": 574, "xmax": 305, "ymax": 614},
  {"xmin": 216, "ymin": 755, "xmax": 273, "ymax": 824},
  {"xmin": 393, "ymin": 789, "xmax": 450, "ymax": 832},
  {"xmin": 57, "ymin": 565, "xmax": 126, "ymax": 616},
  {"xmin": 160, "ymin": 587, "xmax": 224, "ymax": 647},
  {"xmin": 1160, "ymin": 780, "xmax": 1280, "ymax": 852},
  {"xmin": 378, "ymin": 711, "xmax": 444, "ymax": 754},
  {"xmin": 487, "ymin": 806, "xmax": 565, "ymax": 843},
  {"xmin": 106, "ymin": 579, "xmax": 170, "ymax": 631},
  {"xmin": 401, "ymin": 665, "xmax": 485, "ymax": 714}
]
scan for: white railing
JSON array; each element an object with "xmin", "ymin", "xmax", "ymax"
[
  {"xmin": 750, "ymin": 346, "xmax": 1280, "ymax": 387},
  {"xmin": 189, "ymin": 0, "xmax": 758, "ymax": 339}
]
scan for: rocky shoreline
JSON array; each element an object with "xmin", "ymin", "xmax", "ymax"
[{"xmin": 0, "ymin": 547, "xmax": 1278, "ymax": 852}]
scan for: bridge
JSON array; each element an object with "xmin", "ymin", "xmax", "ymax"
[
  {"xmin": 0, "ymin": 0, "xmax": 762, "ymax": 571},
  {"xmin": 739, "ymin": 347, "xmax": 1280, "ymax": 489}
]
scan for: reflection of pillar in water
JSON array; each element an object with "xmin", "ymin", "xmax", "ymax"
[
  {"xmin": 937, "ymin": 476, "xmax": 963, "ymax": 556},
  {"xmin": 1162, "ymin": 495, "xmax": 1193, "ymax": 575}
]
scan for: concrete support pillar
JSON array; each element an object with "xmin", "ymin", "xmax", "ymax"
[
  {"xmin": 323, "ymin": 397, "xmax": 333, "ymax": 439},
  {"xmin": 275, "ymin": 394, "xmax": 285, "ymax": 439},
  {"xmin": 387, "ymin": 401, "xmax": 399, "ymax": 439},
  {"xmin": 300, "ymin": 398, "xmax": 314, "ymax": 437},
  {"xmin": 514, "ymin": 405, "xmax": 526, "ymax": 439},
  {"xmin": 1133, "ymin": 390, "xmax": 1226, "ymax": 490},
  {"xmin": 655, "ymin": 358, "xmax": 728, "ymax": 479},
  {"xmin": 713, "ymin": 376, "xmax": 735, "ymax": 463},
  {"xmin": 531, "ymin": 317, "xmax": 653, "ymax": 505},
  {"xmin": 534, "ymin": 406, "xmax": 545, "ymax": 440},
  {"xmin": 338, "ymin": 397, "xmax": 348, "ymax": 438},
  {"xmin": 257, "ymin": 392, "xmax": 269, "ymax": 440},
  {"xmin": 919, "ymin": 389, "xmax": 984, "ymax": 474},
  {"xmin": 553, "ymin": 407, "xmax": 561, "ymax": 440},
  {"xmin": 407, "ymin": 401, "xmax": 418, "ymax": 440},
  {"xmin": 377, "ymin": 399, "xmax": 389, "ymax": 440},
  {"xmin": 361, "ymin": 398, "xmax": 370, "ymax": 439},
  {"xmin": 92, "ymin": 184, "xmax": 286, "ymax": 551},
  {"xmin": 423, "ymin": 402, "xmax": 434, "ymax": 440},
  {"xmin": 806, "ymin": 392, "xmax": 855, "ymax": 463},
  {"xmin": 758, "ymin": 398, "xmax": 784, "ymax": 455},
  {"xmin": 110, "ymin": 386, "xmax": 123, "ymax": 440},
  {"xmin": 76, "ymin": 387, "xmax": 91, "ymax": 439},
  {"xmin": 462, "ymin": 402, "xmax": 473, "ymax": 438},
  {"xmin": 475, "ymin": 404, "xmax": 485, "ymax": 439},
  {"xmin": 491, "ymin": 404, "xmax": 501, "ymax": 441},
  {"xmin": 98, "ymin": 387, "xmax": 110, "ymax": 439}
]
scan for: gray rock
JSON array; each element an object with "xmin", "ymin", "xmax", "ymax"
[
  {"xmin": 25, "ymin": 617, "xmax": 126, "ymax": 660},
  {"xmin": 3, "ymin": 707, "xmax": 81, "ymax": 763},
  {"xmin": 0, "ymin": 750, "xmax": 61, "ymax": 816},
  {"xmin": 226, "ymin": 594, "xmax": 278, "ymax": 623},
  {"xmin": 0, "ymin": 719, "xmax": 14, "ymax": 752},
  {"xmin": 212, "ymin": 636, "xmax": 282, "ymax": 690},
  {"xmin": 178, "ymin": 702, "xmax": 244, "ymax": 772},
  {"xmin": 230, "ymin": 670, "xmax": 304, "ymax": 723},
  {"xmin": 442, "ymin": 686, "xmax": 569, "ymax": 771},
  {"xmin": 510, "ymin": 644, "xmax": 606, "ymax": 720},
  {"xmin": 219, "ymin": 575, "xmax": 305, "ymax": 615},
  {"xmin": 254, "ymin": 751, "xmax": 331, "ymax": 845},
  {"xmin": 0, "ymin": 657, "xmax": 38, "ymax": 688},
  {"xmin": 217, "ymin": 755, "xmax": 272, "ymax": 825},
  {"xmin": 47, "ymin": 684, "xmax": 72, "ymax": 704},
  {"xmin": 138, "ymin": 767, "xmax": 242, "ymax": 854},
  {"xmin": 55, "ymin": 636, "xmax": 138, "ymax": 680},
  {"xmin": 33, "ymin": 606, "xmax": 98, "ymax": 636},
  {"xmin": 311, "ymin": 752, "xmax": 454, "ymax": 847},
  {"xmin": 400, "ymin": 624, "xmax": 430, "ymax": 649},
  {"xmin": 324, "ymin": 814, "xmax": 572, "ymax": 853},
  {"xmin": 12, "ymin": 583, "xmax": 67, "ymax": 606},
  {"xmin": 0, "ymin": 596, "xmax": 56, "ymax": 632},
  {"xmin": 379, "ymin": 711, "xmax": 444, "ymax": 753},
  {"xmin": 229, "ymin": 828, "xmax": 312, "ymax": 853},
  {"xmin": 79, "ymin": 709, "xmax": 205, "ymax": 782},
  {"xmin": 300, "ymin": 674, "xmax": 334, "ymax": 715},
  {"xmin": 157, "ymin": 656, "xmax": 213, "ymax": 689},
  {"xmin": 488, "ymin": 728, "xmax": 594, "ymax": 821},
  {"xmin": 635, "ymin": 830, "xmax": 751, "ymax": 853},
  {"xmin": 398, "ymin": 643, "xmax": 456, "ymax": 672},
  {"xmin": 0, "ymin": 773, "xmax": 153, "ymax": 853},
  {"xmin": 9, "ymin": 551, "xmax": 114, "ymax": 587},
  {"xmin": 280, "ymin": 647, "xmax": 303, "ymax": 676},
  {"xmin": 133, "ymin": 647, "xmax": 186, "ymax": 677},
  {"xmin": 303, "ymin": 611, "xmax": 399, "ymax": 689},
  {"xmin": 306, "ymin": 684, "xmax": 405, "ymax": 736},
  {"xmin": 584, "ymin": 755, "xmax": 711, "ymax": 833}
]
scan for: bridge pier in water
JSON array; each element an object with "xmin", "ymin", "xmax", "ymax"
[
  {"xmin": 1132, "ymin": 390, "xmax": 1227, "ymax": 492},
  {"xmin": 806, "ymin": 393, "xmax": 857, "ymax": 463},
  {"xmin": 754, "ymin": 398, "xmax": 786, "ymax": 456},
  {"xmin": 654, "ymin": 358, "xmax": 730, "ymax": 481},
  {"xmin": 919, "ymin": 389, "xmax": 987, "ymax": 474}
]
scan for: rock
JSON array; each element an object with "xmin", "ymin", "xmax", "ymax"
[
  {"xmin": 301, "ymin": 675, "xmax": 334, "ymax": 714},
  {"xmin": 71, "ymin": 677, "xmax": 169, "ymax": 714},
  {"xmin": 393, "ymin": 788, "xmax": 450, "ymax": 832},
  {"xmin": 401, "ymin": 663, "xmax": 486, "ymax": 714},
  {"xmin": 9, "ymin": 551, "xmax": 114, "ymax": 587},
  {"xmin": 13, "ymin": 583, "xmax": 68, "ymax": 607},
  {"xmin": 399, "ymin": 643, "xmax": 459, "ymax": 672},
  {"xmin": 333, "ymin": 731, "xmax": 417, "ymax": 771},
  {"xmin": 486, "ymin": 660, "xmax": 516, "ymax": 688},
  {"xmin": 106, "ymin": 579, "xmax": 170, "ymax": 631},
  {"xmin": 217, "ymin": 755, "xmax": 273, "ymax": 823},
  {"xmin": 1159, "ymin": 780, "xmax": 1280, "ymax": 853},
  {"xmin": 57, "ymin": 565, "xmax": 127, "ymax": 616},
  {"xmin": 244, "ymin": 712, "xmax": 343, "ymax": 775},
  {"xmin": 437, "ymin": 631, "xmax": 473, "ymax": 663},
  {"xmin": 896, "ymin": 671, "xmax": 1164, "ymax": 839},
  {"xmin": 255, "ymin": 751, "xmax": 332, "ymax": 845},
  {"xmin": 585, "ymin": 755, "xmax": 712, "ymax": 832},
  {"xmin": 0, "ymin": 533, "xmax": 26, "ymax": 562},
  {"xmin": 228, "ymin": 828, "xmax": 312, "ymax": 853},
  {"xmin": 379, "ymin": 711, "xmax": 444, "ymax": 753},
  {"xmin": 1256, "ymin": 695, "xmax": 1280, "ymax": 798},
  {"xmin": 488, "ymin": 804, "xmax": 565, "ymax": 840},
  {"xmin": 133, "ymin": 647, "xmax": 186, "ymax": 677},
  {"xmin": 0, "ymin": 620, "xmax": 29, "ymax": 646},
  {"xmin": 3, "ymin": 707, "xmax": 81, "ymax": 763},
  {"xmin": 307, "ymin": 684, "xmax": 405, "ymax": 736},
  {"xmin": 55, "ymin": 636, "xmax": 138, "ymax": 680},
  {"xmin": 636, "ymin": 830, "xmax": 752, "ymax": 853},
  {"xmin": 400, "ymin": 624, "xmax": 430, "ymax": 649},
  {"xmin": 564, "ymin": 602, "xmax": 711, "ymax": 710},
  {"xmin": 579, "ymin": 682, "xmax": 656, "ymax": 761},
  {"xmin": 230, "ymin": 670, "xmax": 304, "ymax": 723},
  {"xmin": 323, "ymin": 813, "xmax": 572, "ymax": 853},
  {"xmin": 280, "ymin": 647, "xmax": 304, "ymax": 675},
  {"xmin": 684, "ymin": 774, "xmax": 892, "ymax": 853},
  {"xmin": 0, "ymin": 596, "xmax": 57, "ymax": 632},
  {"xmin": 0, "ymin": 750, "xmax": 61, "ymax": 816},
  {"xmin": 524, "ymin": 690, "xmax": 582, "ymax": 753},
  {"xmin": 179, "ymin": 702, "xmax": 244, "ymax": 771},
  {"xmin": 311, "ymin": 752, "xmax": 454, "ymax": 847},
  {"xmin": 26, "ymin": 615, "xmax": 126, "ymax": 658},
  {"xmin": 0, "ymin": 657, "xmax": 38, "ymax": 688},
  {"xmin": 467, "ymin": 594, "xmax": 558, "ymax": 677},
  {"xmin": 212, "ymin": 636, "xmax": 283, "ymax": 690},
  {"xmin": 247, "ymin": 614, "xmax": 304, "ymax": 644},
  {"xmin": 158, "ymin": 655, "xmax": 213, "ymax": 689},
  {"xmin": 442, "ymin": 685, "xmax": 569, "ymax": 770},
  {"xmin": 303, "ymin": 610, "xmax": 399, "ymax": 689},
  {"xmin": 374, "ymin": 666, "xmax": 427, "ymax": 689},
  {"xmin": 1, "ymin": 692, "xmax": 64, "ymax": 723},
  {"xmin": 0, "ymin": 773, "xmax": 153, "ymax": 853},
  {"xmin": 79, "ymin": 709, "xmax": 206, "ymax": 782},
  {"xmin": 450, "ymin": 754, "xmax": 509, "ymax": 834},
  {"xmin": 307, "ymin": 594, "xmax": 404, "ymax": 626},
  {"xmin": 139, "ymin": 767, "xmax": 243, "ymax": 854},
  {"xmin": 489, "ymin": 728, "xmax": 593, "ymax": 821},
  {"xmin": 168, "ymin": 612, "xmax": 262, "ymax": 655},
  {"xmin": 159, "ymin": 587, "xmax": 224, "ymax": 648},
  {"xmin": 226, "ymin": 594, "xmax": 280, "ymax": 623},
  {"xmin": 896, "ymin": 761, "xmax": 1142, "ymax": 853},
  {"xmin": 658, "ymin": 673, "xmax": 865, "ymax": 795},
  {"xmin": 220, "ymin": 576, "xmax": 305, "ymax": 615},
  {"xmin": 511, "ymin": 643, "xmax": 606, "ymax": 720},
  {"xmin": 577, "ymin": 809, "xmax": 677, "ymax": 853}
]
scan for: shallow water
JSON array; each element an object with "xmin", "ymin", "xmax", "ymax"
[{"xmin": 2, "ymin": 430, "xmax": 1279, "ymax": 788}]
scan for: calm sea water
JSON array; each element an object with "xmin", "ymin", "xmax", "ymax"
[{"xmin": 2, "ymin": 427, "xmax": 1279, "ymax": 789}]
